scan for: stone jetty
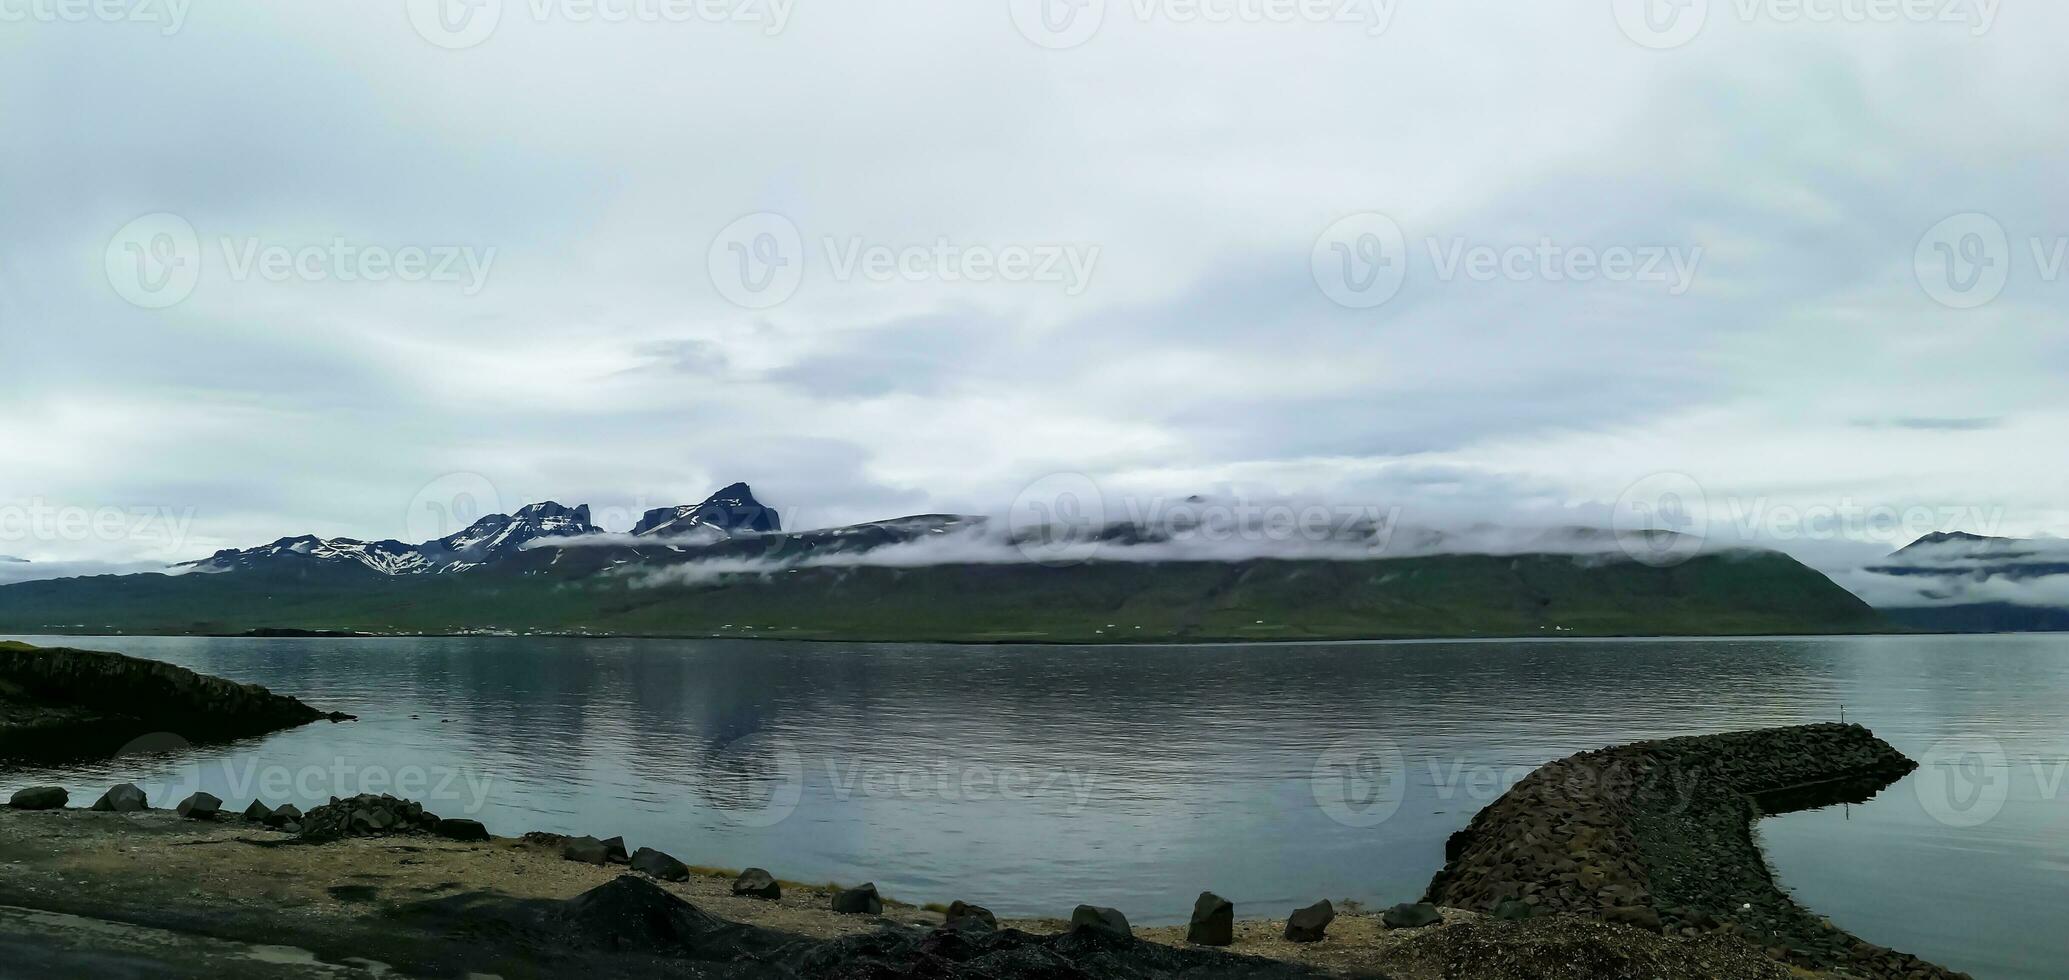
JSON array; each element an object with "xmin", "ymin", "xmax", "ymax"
[{"xmin": 1424, "ymin": 722, "xmax": 1967, "ymax": 979}]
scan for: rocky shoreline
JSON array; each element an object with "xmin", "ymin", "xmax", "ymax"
[
  {"xmin": 0, "ymin": 641, "xmax": 352, "ymax": 761},
  {"xmin": 1425, "ymin": 723, "xmax": 1965, "ymax": 979},
  {"xmin": 0, "ymin": 802, "xmax": 1804, "ymax": 979},
  {"xmin": 0, "ymin": 712, "xmax": 1969, "ymax": 978}
]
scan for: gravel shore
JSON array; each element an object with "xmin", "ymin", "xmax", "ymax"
[{"xmin": 0, "ymin": 806, "xmax": 1809, "ymax": 978}]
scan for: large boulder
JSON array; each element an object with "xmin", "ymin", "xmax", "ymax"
[
  {"xmin": 1070, "ymin": 905, "xmax": 1132, "ymax": 940},
  {"xmin": 89, "ymin": 784, "xmax": 148, "ymax": 812},
  {"xmin": 241, "ymin": 799, "xmax": 271, "ymax": 821},
  {"xmin": 175, "ymin": 792, "xmax": 222, "ymax": 820},
  {"xmin": 630, "ymin": 847, "xmax": 689, "ymax": 882},
  {"xmin": 1284, "ymin": 899, "xmax": 1335, "ymax": 942},
  {"xmin": 556, "ymin": 875, "xmax": 734, "ymax": 953},
  {"xmin": 8, "ymin": 786, "xmax": 66, "ymax": 810},
  {"xmin": 600, "ymin": 836, "xmax": 630, "ymax": 864},
  {"xmin": 944, "ymin": 900, "xmax": 997, "ymax": 932},
  {"xmin": 265, "ymin": 803, "xmax": 303, "ymax": 827},
  {"xmin": 563, "ymin": 836, "xmax": 612, "ymax": 866},
  {"xmin": 732, "ymin": 868, "xmax": 780, "ymax": 900},
  {"xmin": 1187, "ymin": 891, "xmax": 1233, "ymax": 946},
  {"xmin": 1382, "ymin": 902, "xmax": 1441, "ymax": 929},
  {"xmin": 436, "ymin": 818, "xmax": 490, "ymax": 842},
  {"xmin": 831, "ymin": 883, "xmax": 882, "ymax": 916}
]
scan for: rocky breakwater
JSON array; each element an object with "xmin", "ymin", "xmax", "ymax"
[
  {"xmin": 1424, "ymin": 723, "xmax": 1966, "ymax": 979},
  {"xmin": 0, "ymin": 642, "xmax": 352, "ymax": 759}
]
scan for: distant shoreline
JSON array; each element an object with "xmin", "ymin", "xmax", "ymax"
[{"xmin": 7, "ymin": 627, "xmax": 2053, "ymax": 651}]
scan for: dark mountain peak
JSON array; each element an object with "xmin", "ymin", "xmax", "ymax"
[
  {"xmin": 710, "ymin": 482, "xmax": 757, "ymax": 503},
  {"xmin": 633, "ymin": 484, "xmax": 780, "ymax": 537},
  {"xmin": 1897, "ymin": 530, "xmax": 2011, "ymax": 553},
  {"xmin": 433, "ymin": 501, "xmax": 598, "ymax": 563},
  {"xmin": 514, "ymin": 501, "xmax": 593, "ymax": 526}
]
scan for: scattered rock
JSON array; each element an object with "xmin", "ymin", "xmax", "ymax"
[
  {"xmin": 1188, "ymin": 891, "xmax": 1234, "ymax": 946},
  {"xmin": 831, "ymin": 883, "xmax": 882, "ymax": 916},
  {"xmin": 562, "ymin": 836, "xmax": 612, "ymax": 866},
  {"xmin": 435, "ymin": 818, "xmax": 489, "ymax": 842},
  {"xmin": 294, "ymin": 794, "xmax": 443, "ymax": 843},
  {"xmin": 175, "ymin": 792, "xmax": 221, "ymax": 820},
  {"xmin": 1284, "ymin": 899, "xmax": 1334, "ymax": 942},
  {"xmin": 944, "ymin": 900, "xmax": 997, "ymax": 932},
  {"xmin": 241, "ymin": 799, "xmax": 271, "ymax": 821},
  {"xmin": 629, "ymin": 847, "xmax": 688, "ymax": 882},
  {"xmin": 89, "ymin": 784, "xmax": 147, "ymax": 812},
  {"xmin": 1383, "ymin": 902, "xmax": 1442, "ymax": 929},
  {"xmin": 732, "ymin": 868, "xmax": 780, "ymax": 900},
  {"xmin": 1070, "ymin": 904, "xmax": 1132, "ymax": 940},
  {"xmin": 600, "ymin": 836, "xmax": 630, "ymax": 864},
  {"xmin": 7, "ymin": 786, "xmax": 66, "ymax": 810},
  {"xmin": 265, "ymin": 803, "xmax": 303, "ymax": 827},
  {"xmin": 404, "ymin": 875, "xmax": 1327, "ymax": 980},
  {"xmin": 1494, "ymin": 899, "xmax": 1535, "ymax": 921}
]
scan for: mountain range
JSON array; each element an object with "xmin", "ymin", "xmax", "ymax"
[
  {"xmin": 0, "ymin": 482, "xmax": 1901, "ymax": 642},
  {"xmin": 1866, "ymin": 531, "xmax": 2069, "ymax": 632},
  {"xmin": 179, "ymin": 484, "xmax": 782, "ymax": 578}
]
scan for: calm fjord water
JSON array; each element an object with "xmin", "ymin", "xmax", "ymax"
[{"xmin": 6, "ymin": 633, "xmax": 2063, "ymax": 979}]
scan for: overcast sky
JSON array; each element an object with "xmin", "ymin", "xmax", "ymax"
[{"xmin": 2, "ymin": 1, "xmax": 2064, "ymax": 581}]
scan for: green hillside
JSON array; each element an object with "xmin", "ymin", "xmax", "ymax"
[{"xmin": 0, "ymin": 551, "xmax": 1888, "ymax": 642}]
